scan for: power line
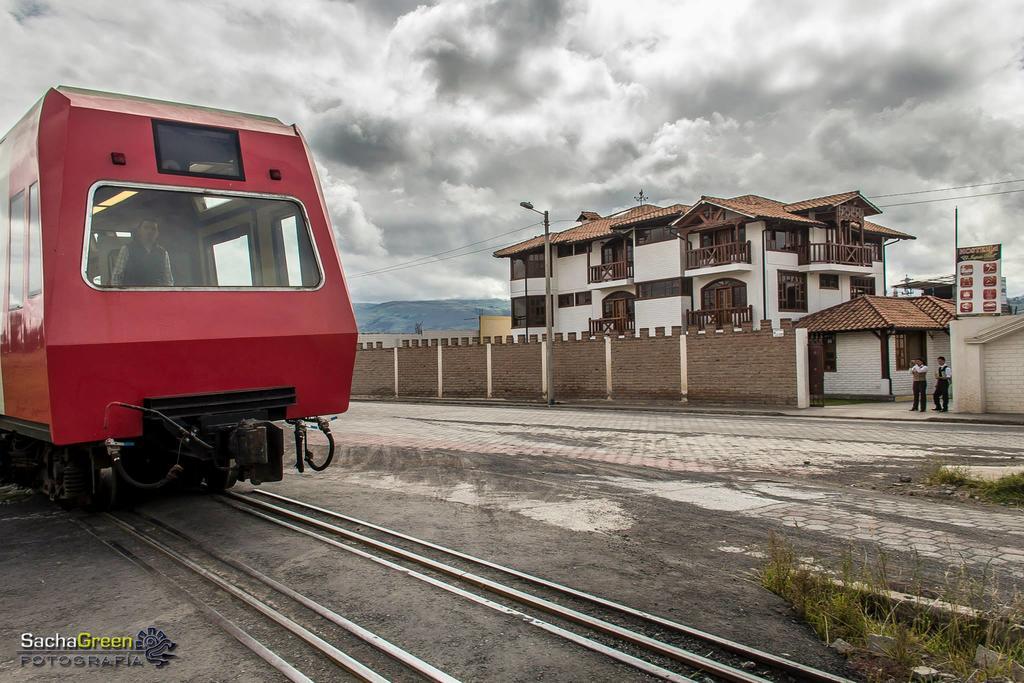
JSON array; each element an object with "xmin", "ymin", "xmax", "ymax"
[
  {"xmin": 875, "ymin": 187, "xmax": 1024, "ymax": 208},
  {"xmin": 868, "ymin": 178, "xmax": 1024, "ymax": 199},
  {"xmin": 350, "ymin": 218, "xmax": 574, "ymax": 278}
]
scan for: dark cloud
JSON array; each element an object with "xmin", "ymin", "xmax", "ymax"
[{"xmin": 1, "ymin": 0, "xmax": 1022, "ymax": 301}]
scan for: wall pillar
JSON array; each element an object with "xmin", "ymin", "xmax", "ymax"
[
  {"xmin": 604, "ymin": 335, "xmax": 612, "ymax": 399},
  {"xmin": 437, "ymin": 344, "xmax": 443, "ymax": 398},
  {"xmin": 393, "ymin": 346, "xmax": 399, "ymax": 397},
  {"xmin": 679, "ymin": 332, "xmax": 688, "ymax": 400},
  {"xmin": 795, "ymin": 327, "xmax": 810, "ymax": 409},
  {"xmin": 486, "ymin": 343, "xmax": 493, "ymax": 398}
]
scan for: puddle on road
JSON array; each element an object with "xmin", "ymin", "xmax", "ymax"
[{"xmin": 340, "ymin": 473, "xmax": 633, "ymax": 533}]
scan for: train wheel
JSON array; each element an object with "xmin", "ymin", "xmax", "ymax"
[
  {"xmin": 86, "ymin": 466, "xmax": 121, "ymax": 511},
  {"xmin": 204, "ymin": 463, "xmax": 237, "ymax": 492}
]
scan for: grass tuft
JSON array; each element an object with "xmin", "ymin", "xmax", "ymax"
[
  {"xmin": 925, "ymin": 464, "xmax": 1024, "ymax": 506},
  {"xmin": 760, "ymin": 534, "xmax": 1024, "ymax": 679}
]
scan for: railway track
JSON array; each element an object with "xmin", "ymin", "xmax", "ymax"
[
  {"xmin": 77, "ymin": 511, "xmax": 460, "ymax": 682},
  {"xmin": 213, "ymin": 489, "xmax": 854, "ymax": 683}
]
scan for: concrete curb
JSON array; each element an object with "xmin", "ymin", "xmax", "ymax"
[{"xmin": 350, "ymin": 396, "xmax": 1024, "ymax": 426}]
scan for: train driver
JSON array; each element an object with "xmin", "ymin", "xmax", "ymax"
[{"xmin": 110, "ymin": 220, "xmax": 174, "ymax": 287}]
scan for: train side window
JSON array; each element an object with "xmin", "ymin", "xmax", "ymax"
[
  {"xmin": 28, "ymin": 183, "xmax": 42, "ymax": 298},
  {"xmin": 9, "ymin": 191, "xmax": 26, "ymax": 310},
  {"xmin": 153, "ymin": 120, "xmax": 244, "ymax": 181}
]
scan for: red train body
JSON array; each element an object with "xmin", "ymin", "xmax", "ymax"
[{"xmin": 0, "ymin": 87, "xmax": 357, "ymax": 505}]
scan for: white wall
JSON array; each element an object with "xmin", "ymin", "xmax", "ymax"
[
  {"xmin": 636, "ymin": 296, "xmax": 686, "ymax": 331},
  {"xmin": 982, "ymin": 330, "xmax": 1024, "ymax": 412},
  {"xmin": 634, "ymin": 240, "xmax": 682, "ymax": 281},
  {"xmin": 823, "ymin": 332, "xmax": 884, "ymax": 395},
  {"xmin": 554, "ymin": 252, "xmax": 588, "ymax": 290}
]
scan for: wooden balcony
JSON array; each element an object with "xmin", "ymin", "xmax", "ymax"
[
  {"xmin": 588, "ymin": 260, "xmax": 633, "ymax": 283},
  {"xmin": 799, "ymin": 242, "xmax": 877, "ymax": 267},
  {"xmin": 685, "ymin": 241, "xmax": 751, "ymax": 270},
  {"xmin": 589, "ymin": 316, "xmax": 635, "ymax": 335},
  {"xmin": 686, "ymin": 305, "xmax": 753, "ymax": 330}
]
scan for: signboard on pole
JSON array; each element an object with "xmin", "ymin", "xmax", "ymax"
[{"xmin": 956, "ymin": 244, "xmax": 1002, "ymax": 315}]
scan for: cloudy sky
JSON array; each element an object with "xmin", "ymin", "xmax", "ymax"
[{"xmin": 3, "ymin": 0, "xmax": 1023, "ymax": 301}]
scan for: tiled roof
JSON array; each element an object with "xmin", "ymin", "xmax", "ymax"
[
  {"xmin": 797, "ymin": 296, "xmax": 955, "ymax": 333},
  {"xmin": 610, "ymin": 203, "xmax": 690, "ymax": 229},
  {"xmin": 783, "ymin": 191, "xmax": 880, "ymax": 214},
  {"xmin": 864, "ymin": 220, "xmax": 915, "ymax": 240},
  {"xmin": 493, "ymin": 204, "xmax": 664, "ymax": 257},
  {"xmin": 689, "ymin": 195, "xmax": 823, "ymax": 225}
]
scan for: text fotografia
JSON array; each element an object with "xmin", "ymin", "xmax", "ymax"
[{"xmin": 19, "ymin": 627, "xmax": 177, "ymax": 668}]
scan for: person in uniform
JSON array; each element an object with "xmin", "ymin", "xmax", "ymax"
[
  {"xmin": 909, "ymin": 357, "xmax": 928, "ymax": 412},
  {"xmin": 933, "ymin": 356, "xmax": 952, "ymax": 412}
]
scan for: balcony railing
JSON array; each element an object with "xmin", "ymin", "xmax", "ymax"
[
  {"xmin": 588, "ymin": 260, "xmax": 633, "ymax": 283},
  {"xmin": 798, "ymin": 242, "xmax": 877, "ymax": 267},
  {"xmin": 685, "ymin": 241, "xmax": 751, "ymax": 270},
  {"xmin": 589, "ymin": 316, "xmax": 635, "ymax": 335},
  {"xmin": 686, "ymin": 305, "xmax": 753, "ymax": 331}
]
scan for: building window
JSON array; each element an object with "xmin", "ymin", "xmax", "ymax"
[
  {"xmin": 894, "ymin": 333, "xmax": 908, "ymax": 371},
  {"xmin": 819, "ymin": 274, "xmax": 839, "ymax": 290},
  {"xmin": 557, "ymin": 293, "xmax": 574, "ymax": 308},
  {"xmin": 701, "ymin": 278, "xmax": 746, "ymax": 310},
  {"xmin": 766, "ymin": 228, "xmax": 803, "ymax": 252},
  {"xmin": 822, "ymin": 333, "xmax": 837, "ymax": 372},
  {"xmin": 850, "ymin": 276, "xmax": 876, "ymax": 298},
  {"xmin": 777, "ymin": 271, "xmax": 807, "ymax": 312},
  {"xmin": 638, "ymin": 277, "xmax": 683, "ymax": 300},
  {"xmin": 557, "ymin": 244, "xmax": 573, "ymax": 258},
  {"xmin": 512, "ymin": 295, "xmax": 546, "ymax": 328},
  {"xmin": 636, "ymin": 225, "xmax": 675, "ymax": 245},
  {"xmin": 574, "ymin": 243, "xmax": 588, "ymax": 255},
  {"xmin": 510, "ymin": 251, "xmax": 546, "ymax": 280},
  {"xmin": 575, "ymin": 291, "xmax": 592, "ymax": 306}
]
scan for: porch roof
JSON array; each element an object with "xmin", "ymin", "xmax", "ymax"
[{"xmin": 797, "ymin": 295, "xmax": 955, "ymax": 333}]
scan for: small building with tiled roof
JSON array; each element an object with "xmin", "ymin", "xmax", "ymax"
[
  {"xmin": 796, "ymin": 296, "xmax": 954, "ymax": 399},
  {"xmin": 493, "ymin": 188, "xmax": 917, "ymax": 340}
]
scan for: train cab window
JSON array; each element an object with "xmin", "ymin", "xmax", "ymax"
[
  {"xmin": 85, "ymin": 185, "xmax": 321, "ymax": 289},
  {"xmin": 153, "ymin": 121, "xmax": 244, "ymax": 180},
  {"xmin": 28, "ymin": 183, "xmax": 42, "ymax": 298},
  {"xmin": 9, "ymin": 191, "xmax": 25, "ymax": 309}
]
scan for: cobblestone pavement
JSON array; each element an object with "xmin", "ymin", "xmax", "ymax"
[{"xmin": 331, "ymin": 401, "xmax": 1024, "ymax": 585}]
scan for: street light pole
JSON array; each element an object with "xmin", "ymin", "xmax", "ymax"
[{"xmin": 520, "ymin": 202, "xmax": 555, "ymax": 406}]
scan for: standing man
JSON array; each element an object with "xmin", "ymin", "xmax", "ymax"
[
  {"xmin": 910, "ymin": 357, "xmax": 928, "ymax": 412},
  {"xmin": 110, "ymin": 220, "xmax": 174, "ymax": 287},
  {"xmin": 933, "ymin": 356, "xmax": 952, "ymax": 412}
]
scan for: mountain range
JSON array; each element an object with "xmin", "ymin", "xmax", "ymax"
[{"xmin": 354, "ymin": 298, "xmax": 510, "ymax": 333}]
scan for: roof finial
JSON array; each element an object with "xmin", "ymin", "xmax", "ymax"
[{"xmin": 634, "ymin": 188, "xmax": 648, "ymax": 206}]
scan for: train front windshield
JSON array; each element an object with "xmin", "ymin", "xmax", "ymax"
[{"xmin": 85, "ymin": 185, "xmax": 321, "ymax": 288}]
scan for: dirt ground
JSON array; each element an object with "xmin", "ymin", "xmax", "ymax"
[{"xmin": 3, "ymin": 401, "xmax": 1022, "ymax": 681}]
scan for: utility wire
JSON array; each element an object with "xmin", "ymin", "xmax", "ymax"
[
  {"xmin": 350, "ymin": 218, "xmax": 575, "ymax": 278},
  {"xmin": 868, "ymin": 178, "xmax": 1024, "ymax": 199},
  {"xmin": 875, "ymin": 187, "xmax": 1024, "ymax": 208}
]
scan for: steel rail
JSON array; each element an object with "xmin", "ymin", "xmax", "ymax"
[
  {"xmin": 74, "ymin": 518, "xmax": 313, "ymax": 683},
  {"xmin": 249, "ymin": 489, "xmax": 852, "ymax": 683},
  {"xmin": 133, "ymin": 510, "xmax": 459, "ymax": 683},
  {"xmin": 223, "ymin": 493, "xmax": 771, "ymax": 683},
  {"xmin": 102, "ymin": 513, "xmax": 389, "ymax": 683},
  {"xmin": 219, "ymin": 496, "xmax": 699, "ymax": 682}
]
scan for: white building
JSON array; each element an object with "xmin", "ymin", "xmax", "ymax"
[
  {"xmin": 797, "ymin": 295, "xmax": 954, "ymax": 398},
  {"xmin": 494, "ymin": 191, "xmax": 915, "ymax": 338}
]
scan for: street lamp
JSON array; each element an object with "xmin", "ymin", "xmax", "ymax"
[{"xmin": 520, "ymin": 201, "xmax": 554, "ymax": 406}]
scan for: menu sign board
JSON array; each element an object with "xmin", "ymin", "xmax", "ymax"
[{"xmin": 956, "ymin": 244, "xmax": 1002, "ymax": 315}]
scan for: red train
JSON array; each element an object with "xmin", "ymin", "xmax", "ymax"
[{"xmin": 0, "ymin": 87, "xmax": 357, "ymax": 507}]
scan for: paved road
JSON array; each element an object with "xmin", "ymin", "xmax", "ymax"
[{"xmin": 331, "ymin": 401, "xmax": 1024, "ymax": 583}]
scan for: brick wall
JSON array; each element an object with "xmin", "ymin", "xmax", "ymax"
[
  {"xmin": 686, "ymin": 320, "xmax": 799, "ymax": 406},
  {"xmin": 553, "ymin": 334, "xmax": 606, "ymax": 399},
  {"xmin": 351, "ymin": 323, "xmax": 804, "ymax": 406},
  {"xmin": 490, "ymin": 337, "xmax": 542, "ymax": 399},
  {"xmin": 396, "ymin": 341, "xmax": 438, "ymax": 397},
  {"xmin": 351, "ymin": 346, "xmax": 393, "ymax": 396},
  {"xmin": 611, "ymin": 328, "xmax": 682, "ymax": 399},
  {"xmin": 441, "ymin": 340, "xmax": 487, "ymax": 398}
]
